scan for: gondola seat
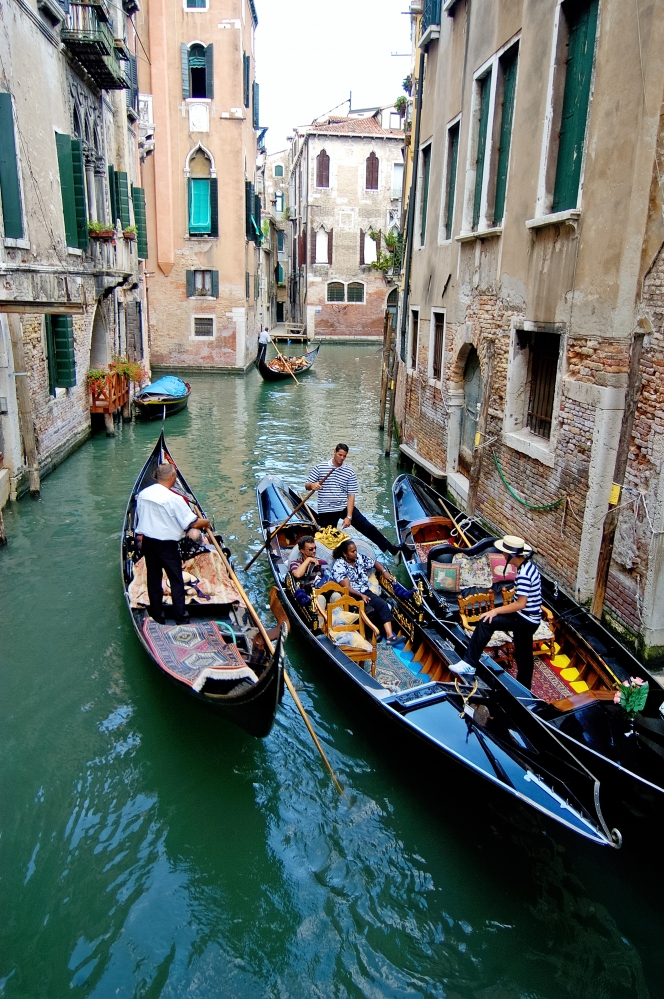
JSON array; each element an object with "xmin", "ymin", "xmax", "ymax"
[
  {"xmin": 314, "ymin": 582, "xmax": 379, "ymax": 674},
  {"xmin": 458, "ymin": 591, "xmax": 495, "ymax": 634}
]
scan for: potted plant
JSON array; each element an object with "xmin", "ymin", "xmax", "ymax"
[
  {"xmin": 109, "ymin": 356, "xmax": 148, "ymax": 385},
  {"xmin": 395, "ymin": 96, "xmax": 407, "ymax": 118},
  {"xmin": 88, "ymin": 220, "xmax": 115, "ymax": 241},
  {"xmin": 614, "ymin": 676, "xmax": 649, "ymax": 737},
  {"xmin": 85, "ymin": 367, "xmax": 108, "ymax": 395},
  {"xmin": 122, "ymin": 224, "xmax": 138, "ymax": 241}
]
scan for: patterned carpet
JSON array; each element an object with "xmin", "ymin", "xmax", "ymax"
[
  {"xmin": 506, "ymin": 658, "xmax": 571, "ymax": 700},
  {"xmin": 143, "ymin": 618, "xmax": 258, "ymax": 691},
  {"xmin": 373, "ymin": 643, "xmax": 429, "ymax": 693}
]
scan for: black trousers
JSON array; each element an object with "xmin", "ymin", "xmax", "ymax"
[
  {"xmin": 466, "ymin": 613, "xmax": 539, "ymax": 690},
  {"xmin": 317, "ymin": 508, "xmax": 398, "ymax": 555},
  {"xmin": 142, "ymin": 536, "xmax": 187, "ymax": 620},
  {"xmin": 363, "ymin": 592, "xmax": 393, "ymax": 634}
]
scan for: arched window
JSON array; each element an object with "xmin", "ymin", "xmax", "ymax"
[
  {"xmin": 347, "ymin": 282, "xmax": 365, "ymax": 303},
  {"xmin": 327, "ymin": 282, "xmax": 344, "ymax": 302},
  {"xmin": 188, "ymin": 148, "xmax": 217, "ymax": 236},
  {"xmin": 274, "ymin": 164, "xmax": 284, "ymax": 177},
  {"xmin": 315, "ymin": 228, "xmax": 329, "ymax": 264},
  {"xmin": 387, "ymin": 288, "xmax": 398, "ymax": 306},
  {"xmin": 459, "ymin": 348, "xmax": 482, "ymax": 475},
  {"xmin": 366, "ymin": 151, "xmax": 379, "ymax": 190},
  {"xmin": 316, "ymin": 149, "xmax": 330, "ymax": 188},
  {"xmin": 182, "ymin": 42, "xmax": 213, "ymax": 99}
]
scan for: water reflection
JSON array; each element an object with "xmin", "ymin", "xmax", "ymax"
[{"xmin": 0, "ymin": 348, "xmax": 658, "ymax": 997}]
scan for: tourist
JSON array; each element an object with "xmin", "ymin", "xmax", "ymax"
[
  {"xmin": 331, "ymin": 539, "xmax": 400, "ymax": 644},
  {"xmin": 290, "ymin": 535, "xmax": 329, "ymax": 590},
  {"xmin": 135, "ymin": 462, "xmax": 211, "ymax": 625}
]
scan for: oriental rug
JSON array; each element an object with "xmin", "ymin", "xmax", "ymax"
[
  {"xmin": 143, "ymin": 618, "xmax": 258, "ymax": 692},
  {"xmin": 373, "ymin": 644, "xmax": 428, "ymax": 693},
  {"xmin": 506, "ymin": 659, "xmax": 571, "ymax": 701}
]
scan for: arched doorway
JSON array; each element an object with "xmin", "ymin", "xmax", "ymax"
[
  {"xmin": 90, "ymin": 303, "xmax": 110, "ymax": 368},
  {"xmin": 459, "ymin": 348, "xmax": 481, "ymax": 476}
]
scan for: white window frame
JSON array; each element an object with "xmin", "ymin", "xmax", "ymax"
[
  {"xmin": 428, "ymin": 308, "xmax": 446, "ymax": 385},
  {"xmin": 346, "ymin": 280, "xmax": 366, "ymax": 305},
  {"xmin": 415, "ymin": 140, "xmax": 432, "ymax": 249},
  {"xmin": 391, "ymin": 162, "xmax": 404, "ymax": 200},
  {"xmin": 314, "ymin": 226, "xmax": 329, "ymax": 265},
  {"xmin": 407, "ymin": 306, "xmax": 420, "ymax": 373},
  {"xmin": 437, "ymin": 114, "xmax": 461, "ymax": 245},
  {"xmin": 190, "ymin": 314, "xmax": 215, "ymax": 339}
]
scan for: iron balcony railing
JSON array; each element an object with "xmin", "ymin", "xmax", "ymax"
[
  {"xmin": 421, "ymin": 0, "xmax": 441, "ymax": 34},
  {"xmin": 61, "ymin": 3, "xmax": 131, "ymax": 90}
]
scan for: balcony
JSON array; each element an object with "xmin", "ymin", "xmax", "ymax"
[
  {"xmin": 61, "ymin": 3, "xmax": 131, "ymax": 90},
  {"xmin": 419, "ymin": 0, "xmax": 441, "ymax": 49}
]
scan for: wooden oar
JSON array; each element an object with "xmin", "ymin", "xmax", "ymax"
[
  {"xmin": 197, "ymin": 514, "xmax": 343, "ymax": 793},
  {"xmin": 271, "ymin": 340, "xmax": 299, "ymax": 384},
  {"xmin": 243, "ymin": 465, "xmax": 336, "ymax": 571},
  {"xmin": 438, "ymin": 496, "xmax": 472, "ymax": 548}
]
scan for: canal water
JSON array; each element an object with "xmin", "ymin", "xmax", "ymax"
[{"xmin": 1, "ymin": 345, "xmax": 660, "ymax": 998}]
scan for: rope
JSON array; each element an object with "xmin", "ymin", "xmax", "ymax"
[{"xmin": 493, "ymin": 454, "xmax": 564, "ymax": 511}]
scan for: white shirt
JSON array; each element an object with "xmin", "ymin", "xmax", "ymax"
[
  {"xmin": 258, "ymin": 330, "xmax": 271, "ymax": 345},
  {"xmin": 135, "ymin": 483, "xmax": 196, "ymax": 541}
]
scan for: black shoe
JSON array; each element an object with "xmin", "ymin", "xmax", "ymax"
[
  {"xmin": 174, "ymin": 614, "xmax": 191, "ymax": 625},
  {"xmin": 149, "ymin": 611, "xmax": 166, "ymax": 625}
]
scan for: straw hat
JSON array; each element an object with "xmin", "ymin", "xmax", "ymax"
[{"xmin": 494, "ymin": 534, "xmax": 534, "ymax": 558}]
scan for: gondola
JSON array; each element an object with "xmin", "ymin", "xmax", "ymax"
[
  {"xmin": 255, "ymin": 473, "xmax": 618, "ymax": 847},
  {"xmin": 134, "ymin": 376, "xmax": 191, "ymax": 420},
  {"xmin": 122, "ymin": 434, "xmax": 284, "ymax": 737},
  {"xmin": 255, "ymin": 342, "xmax": 319, "ymax": 382},
  {"xmin": 393, "ymin": 473, "xmax": 664, "ymax": 837}
]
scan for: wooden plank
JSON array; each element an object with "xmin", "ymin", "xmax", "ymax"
[{"xmin": 0, "ymin": 301, "xmax": 85, "ymax": 314}]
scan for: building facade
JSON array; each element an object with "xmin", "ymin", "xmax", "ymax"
[
  {"xmin": 394, "ymin": 0, "xmax": 664, "ymax": 657},
  {"xmin": 0, "ymin": 0, "xmax": 147, "ymax": 504},
  {"xmin": 262, "ymin": 150, "xmax": 289, "ymax": 325},
  {"xmin": 137, "ymin": 0, "xmax": 261, "ymax": 371},
  {"xmin": 288, "ymin": 113, "xmax": 404, "ymax": 339}
]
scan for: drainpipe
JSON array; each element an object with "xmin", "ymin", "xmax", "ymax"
[{"xmin": 387, "ymin": 49, "xmax": 425, "ymax": 458}]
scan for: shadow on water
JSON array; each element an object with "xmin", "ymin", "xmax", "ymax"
[{"xmin": 0, "ymin": 348, "xmax": 660, "ymax": 997}]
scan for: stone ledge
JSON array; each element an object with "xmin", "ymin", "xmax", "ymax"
[
  {"xmin": 502, "ymin": 428, "xmax": 555, "ymax": 468},
  {"xmin": 562, "ymin": 377, "xmax": 626, "ymax": 411},
  {"xmin": 525, "ymin": 209, "xmax": 580, "ymax": 230},
  {"xmin": 399, "ymin": 443, "xmax": 446, "ymax": 480},
  {"xmin": 447, "ymin": 470, "xmax": 469, "ymax": 507}
]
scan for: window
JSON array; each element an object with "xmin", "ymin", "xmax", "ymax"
[
  {"xmin": 314, "ymin": 228, "xmax": 329, "ymax": 264},
  {"xmin": 246, "ymin": 180, "xmax": 262, "ymax": 243},
  {"xmin": 391, "ymin": 162, "xmax": 404, "ymax": 199},
  {"xmin": 108, "ymin": 165, "xmax": 131, "ymax": 229},
  {"xmin": 316, "ymin": 149, "xmax": 330, "ymax": 188},
  {"xmin": 366, "ymin": 151, "xmax": 379, "ymax": 190},
  {"xmin": 56, "ymin": 133, "xmax": 88, "ymax": 250},
  {"xmin": 192, "ymin": 316, "xmax": 214, "ymax": 338},
  {"xmin": 526, "ymin": 332, "xmax": 560, "ymax": 439},
  {"xmin": 360, "ymin": 229, "xmax": 377, "ymax": 265},
  {"xmin": 347, "ymin": 282, "xmax": 365, "ymax": 303},
  {"xmin": 274, "ymin": 192, "xmax": 284, "ymax": 214},
  {"xmin": 44, "ymin": 315, "xmax": 76, "ymax": 393},
  {"xmin": 274, "ymin": 164, "xmax": 284, "ymax": 177},
  {"xmin": 472, "ymin": 72, "xmax": 492, "ymax": 230},
  {"xmin": 460, "ymin": 348, "xmax": 481, "ymax": 476},
  {"xmin": 277, "ymin": 263, "xmax": 285, "ymax": 285},
  {"xmin": 181, "ymin": 43, "xmax": 213, "ymax": 99},
  {"xmin": 243, "ymin": 52, "xmax": 250, "ymax": 108},
  {"xmin": 185, "ymin": 0, "xmax": 207, "ymax": 7},
  {"xmin": 551, "ymin": 0, "xmax": 598, "ymax": 212},
  {"xmin": 420, "ymin": 144, "xmax": 431, "ymax": 245},
  {"xmin": 409, "ymin": 310, "xmax": 419, "ymax": 371},
  {"xmin": 430, "ymin": 311, "xmax": 445, "ymax": 381},
  {"xmin": 327, "ymin": 282, "xmax": 344, "ymax": 302},
  {"xmin": 131, "ymin": 185, "xmax": 148, "ymax": 259},
  {"xmin": 187, "ymin": 149, "xmax": 217, "ymax": 236},
  {"xmin": 186, "ymin": 269, "xmax": 218, "ymax": 297},
  {"xmin": 252, "ymin": 81, "xmax": 260, "ymax": 129},
  {"xmin": 493, "ymin": 47, "xmax": 518, "ymax": 225},
  {"xmin": 0, "ymin": 93, "xmax": 24, "ymax": 241},
  {"xmin": 277, "ymin": 229, "xmax": 284, "ymax": 251},
  {"xmin": 442, "ymin": 121, "xmax": 459, "ymax": 240}
]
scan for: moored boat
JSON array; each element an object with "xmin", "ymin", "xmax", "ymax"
[
  {"xmin": 122, "ymin": 433, "xmax": 283, "ymax": 737},
  {"xmin": 255, "ymin": 343, "xmax": 319, "ymax": 381},
  {"xmin": 255, "ymin": 472, "xmax": 618, "ymax": 847},
  {"xmin": 134, "ymin": 375, "xmax": 191, "ymax": 420},
  {"xmin": 393, "ymin": 472, "xmax": 664, "ymax": 838}
]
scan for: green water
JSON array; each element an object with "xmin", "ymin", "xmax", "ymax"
[{"xmin": 0, "ymin": 346, "xmax": 660, "ymax": 998}]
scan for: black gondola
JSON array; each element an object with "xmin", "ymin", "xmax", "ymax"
[
  {"xmin": 255, "ymin": 473, "xmax": 617, "ymax": 846},
  {"xmin": 122, "ymin": 434, "xmax": 284, "ymax": 737},
  {"xmin": 255, "ymin": 342, "xmax": 319, "ymax": 381},
  {"xmin": 134, "ymin": 376, "xmax": 191, "ymax": 420},
  {"xmin": 393, "ymin": 472, "xmax": 664, "ymax": 837}
]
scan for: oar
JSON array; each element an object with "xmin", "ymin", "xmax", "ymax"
[
  {"xmin": 272, "ymin": 340, "xmax": 299, "ymax": 384},
  {"xmin": 197, "ymin": 513, "xmax": 343, "ymax": 793},
  {"xmin": 438, "ymin": 496, "xmax": 472, "ymax": 548},
  {"xmin": 243, "ymin": 465, "xmax": 336, "ymax": 571}
]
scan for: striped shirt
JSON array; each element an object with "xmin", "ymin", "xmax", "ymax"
[
  {"xmin": 515, "ymin": 559, "xmax": 542, "ymax": 624},
  {"xmin": 307, "ymin": 461, "xmax": 359, "ymax": 514}
]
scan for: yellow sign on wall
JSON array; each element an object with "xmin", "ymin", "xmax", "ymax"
[
  {"xmin": 474, "ymin": 432, "xmax": 481, "ymax": 448},
  {"xmin": 609, "ymin": 483, "xmax": 621, "ymax": 506}
]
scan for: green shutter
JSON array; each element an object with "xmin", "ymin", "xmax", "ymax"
[
  {"xmin": 552, "ymin": 0, "xmax": 598, "ymax": 212},
  {"xmin": 44, "ymin": 315, "xmax": 57, "ymax": 396},
  {"xmin": 108, "ymin": 165, "xmax": 117, "ymax": 226},
  {"xmin": 186, "ymin": 270, "xmax": 195, "ymax": 297},
  {"xmin": 254, "ymin": 193, "xmax": 262, "ymax": 245},
  {"xmin": 205, "ymin": 44, "xmax": 214, "ymax": 99},
  {"xmin": 189, "ymin": 178, "xmax": 211, "ymax": 233},
  {"xmin": 252, "ymin": 81, "xmax": 259, "ymax": 129},
  {"xmin": 243, "ymin": 53, "xmax": 250, "ymax": 108},
  {"xmin": 70, "ymin": 139, "xmax": 88, "ymax": 250},
  {"xmin": 420, "ymin": 145, "xmax": 431, "ymax": 245},
  {"xmin": 445, "ymin": 123, "xmax": 459, "ymax": 240},
  {"xmin": 114, "ymin": 171, "xmax": 131, "ymax": 229},
  {"xmin": 245, "ymin": 180, "xmax": 254, "ymax": 239},
  {"xmin": 211, "ymin": 270, "xmax": 219, "ymax": 297},
  {"xmin": 473, "ymin": 72, "xmax": 491, "ymax": 230},
  {"xmin": 209, "ymin": 178, "xmax": 218, "ymax": 236},
  {"xmin": 132, "ymin": 185, "xmax": 148, "ymax": 258},
  {"xmin": 493, "ymin": 48, "xmax": 518, "ymax": 225},
  {"xmin": 181, "ymin": 43, "xmax": 190, "ymax": 99},
  {"xmin": 55, "ymin": 132, "xmax": 78, "ymax": 248},
  {"xmin": 0, "ymin": 93, "xmax": 24, "ymax": 239},
  {"xmin": 46, "ymin": 314, "xmax": 76, "ymax": 389}
]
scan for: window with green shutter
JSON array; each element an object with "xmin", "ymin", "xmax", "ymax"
[
  {"xmin": 444, "ymin": 122, "xmax": 459, "ymax": 240},
  {"xmin": 252, "ymin": 81, "xmax": 259, "ymax": 129},
  {"xmin": 70, "ymin": 139, "xmax": 88, "ymax": 249},
  {"xmin": 253, "ymin": 193, "xmax": 262, "ymax": 246},
  {"xmin": 209, "ymin": 178, "xmax": 218, "ymax": 237},
  {"xmin": 419, "ymin": 144, "xmax": 431, "ymax": 245},
  {"xmin": 493, "ymin": 46, "xmax": 518, "ymax": 226},
  {"xmin": 0, "ymin": 92, "xmax": 24, "ymax": 240},
  {"xmin": 552, "ymin": 0, "xmax": 598, "ymax": 212},
  {"xmin": 189, "ymin": 178, "xmax": 211, "ymax": 234},
  {"xmin": 113, "ymin": 171, "xmax": 131, "ymax": 229},
  {"xmin": 472, "ymin": 71, "xmax": 492, "ymax": 230},
  {"xmin": 131, "ymin": 185, "xmax": 148, "ymax": 258},
  {"xmin": 185, "ymin": 43, "xmax": 214, "ymax": 100},
  {"xmin": 245, "ymin": 180, "xmax": 254, "ymax": 240},
  {"xmin": 243, "ymin": 53, "xmax": 250, "ymax": 108},
  {"xmin": 44, "ymin": 314, "xmax": 76, "ymax": 393},
  {"xmin": 55, "ymin": 132, "xmax": 79, "ymax": 248}
]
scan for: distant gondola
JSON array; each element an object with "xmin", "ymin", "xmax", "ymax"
[
  {"xmin": 122, "ymin": 433, "xmax": 284, "ymax": 737},
  {"xmin": 255, "ymin": 473, "xmax": 618, "ymax": 847},
  {"xmin": 393, "ymin": 473, "xmax": 664, "ymax": 838},
  {"xmin": 255, "ymin": 342, "xmax": 319, "ymax": 382},
  {"xmin": 134, "ymin": 376, "xmax": 191, "ymax": 420}
]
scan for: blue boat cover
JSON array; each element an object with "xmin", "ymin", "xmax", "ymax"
[{"xmin": 139, "ymin": 376, "xmax": 188, "ymax": 398}]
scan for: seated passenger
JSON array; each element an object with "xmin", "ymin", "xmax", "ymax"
[
  {"xmin": 331, "ymin": 539, "xmax": 401, "ymax": 644},
  {"xmin": 290, "ymin": 535, "xmax": 329, "ymax": 590}
]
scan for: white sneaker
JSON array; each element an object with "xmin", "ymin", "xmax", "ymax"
[{"xmin": 449, "ymin": 660, "xmax": 476, "ymax": 676}]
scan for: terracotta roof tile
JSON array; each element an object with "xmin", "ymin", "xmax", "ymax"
[{"xmin": 308, "ymin": 117, "xmax": 402, "ymax": 137}]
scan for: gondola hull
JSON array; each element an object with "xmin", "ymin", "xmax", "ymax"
[
  {"xmin": 256, "ymin": 474, "xmax": 615, "ymax": 847},
  {"xmin": 122, "ymin": 434, "xmax": 283, "ymax": 737},
  {"xmin": 255, "ymin": 343, "xmax": 319, "ymax": 381},
  {"xmin": 133, "ymin": 384, "xmax": 191, "ymax": 420},
  {"xmin": 393, "ymin": 472, "xmax": 664, "ymax": 837}
]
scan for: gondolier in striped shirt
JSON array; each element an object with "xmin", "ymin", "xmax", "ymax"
[
  {"xmin": 305, "ymin": 444, "xmax": 402, "ymax": 556},
  {"xmin": 452, "ymin": 535, "xmax": 542, "ymax": 690}
]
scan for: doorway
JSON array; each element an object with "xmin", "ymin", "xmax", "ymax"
[
  {"xmin": 276, "ymin": 302, "xmax": 284, "ymax": 323},
  {"xmin": 459, "ymin": 348, "xmax": 481, "ymax": 476}
]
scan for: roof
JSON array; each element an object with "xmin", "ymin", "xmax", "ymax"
[{"xmin": 306, "ymin": 117, "xmax": 403, "ymax": 138}]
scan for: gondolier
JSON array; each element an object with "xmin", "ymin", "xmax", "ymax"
[
  {"xmin": 453, "ymin": 535, "xmax": 541, "ymax": 688},
  {"xmin": 305, "ymin": 444, "xmax": 402, "ymax": 556},
  {"xmin": 135, "ymin": 462, "xmax": 210, "ymax": 625}
]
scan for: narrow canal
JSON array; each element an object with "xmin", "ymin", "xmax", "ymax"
[{"xmin": 1, "ymin": 345, "xmax": 660, "ymax": 998}]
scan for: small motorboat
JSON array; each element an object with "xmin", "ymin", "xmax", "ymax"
[
  {"xmin": 134, "ymin": 376, "xmax": 191, "ymax": 420},
  {"xmin": 255, "ymin": 343, "xmax": 319, "ymax": 381},
  {"xmin": 121, "ymin": 433, "xmax": 284, "ymax": 737}
]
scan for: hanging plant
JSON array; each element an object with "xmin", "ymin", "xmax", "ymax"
[
  {"xmin": 85, "ymin": 368, "xmax": 108, "ymax": 394},
  {"xmin": 109, "ymin": 356, "xmax": 148, "ymax": 385},
  {"xmin": 395, "ymin": 96, "xmax": 407, "ymax": 117}
]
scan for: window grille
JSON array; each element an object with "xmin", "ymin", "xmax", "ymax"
[
  {"xmin": 527, "ymin": 333, "xmax": 560, "ymax": 439},
  {"xmin": 410, "ymin": 311, "xmax": 419, "ymax": 370},
  {"xmin": 347, "ymin": 282, "xmax": 364, "ymax": 303},
  {"xmin": 327, "ymin": 282, "xmax": 344, "ymax": 302},
  {"xmin": 193, "ymin": 316, "xmax": 214, "ymax": 337},
  {"xmin": 432, "ymin": 313, "xmax": 444, "ymax": 380}
]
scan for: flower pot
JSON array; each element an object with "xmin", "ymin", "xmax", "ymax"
[
  {"xmin": 89, "ymin": 230, "xmax": 115, "ymax": 241},
  {"xmin": 123, "ymin": 232, "xmax": 136, "ymax": 241}
]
